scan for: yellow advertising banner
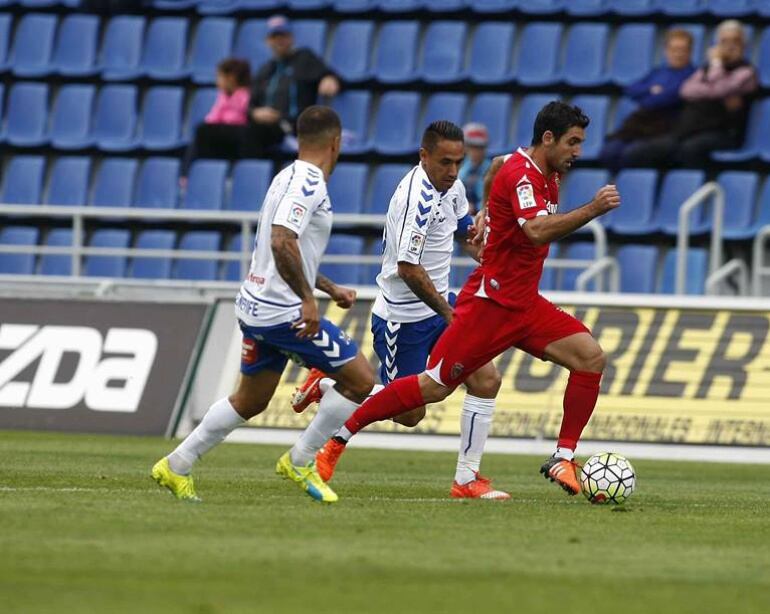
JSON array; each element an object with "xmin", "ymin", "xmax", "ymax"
[{"xmin": 249, "ymin": 298, "xmax": 770, "ymax": 446}]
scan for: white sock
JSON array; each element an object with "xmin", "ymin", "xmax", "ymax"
[
  {"xmin": 336, "ymin": 425, "xmax": 354, "ymax": 443},
  {"xmin": 554, "ymin": 446, "xmax": 574, "ymax": 461},
  {"xmin": 319, "ymin": 377, "xmax": 335, "ymax": 394},
  {"xmin": 455, "ymin": 394, "xmax": 495, "ymax": 485},
  {"xmin": 290, "ymin": 385, "xmax": 360, "ymax": 466},
  {"xmin": 167, "ymin": 397, "xmax": 245, "ymax": 475}
]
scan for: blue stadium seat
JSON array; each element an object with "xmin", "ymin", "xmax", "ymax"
[
  {"xmin": 559, "ymin": 169, "xmax": 609, "ymax": 214},
  {"xmin": 288, "ymin": 0, "xmax": 331, "ymax": 10},
  {"xmin": 746, "ymin": 176, "xmax": 770, "ymax": 237},
  {"xmin": 469, "ymin": 22, "xmax": 515, "ymax": 85},
  {"xmin": 155, "ymin": 0, "xmax": 199, "ymax": 9},
  {"xmin": 712, "ymin": 98, "xmax": 770, "ymax": 162},
  {"xmin": 378, "ymin": 0, "xmax": 424, "ymax": 11},
  {"xmin": 758, "ymin": 29, "xmax": 770, "ymax": 89},
  {"xmin": 362, "ymin": 238, "xmax": 382, "ymax": 286},
  {"xmin": 132, "ymin": 230, "xmax": 176, "ymax": 279},
  {"xmin": 142, "ymin": 17, "xmax": 188, "ymax": 80},
  {"xmin": 233, "ymin": 20, "xmax": 270, "ymax": 74},
  {"xmin": 559, "ymin": 242, "xmax": 596, "ymax": 291},
  {"xmin": 655, "ymin": 170, "xmax": 707, "ymax": 235},
  {"xmin": 373, "ymin": 21, "xmax": 419, "ymax": 84},
  {"xmin": 515, "ymin": 22, "xmax": 563, "ymax": 86},
  {"xmin": 659, "ymin": 248, "xmax": 708, "ymax": 295},
  {"xmin": 10, "ymin": 13, "xmax": 57, "ymax": 77},
  {"xmin": 0, "ymin": 14, "xmax": 11, "ymax": 73},
  {"xmin": 0, "ymin": 226, "xmax": 39, "ymax": 275},
  {"xmin": 608, "ymin": 169, "xmax": 659, "ymax": 235},
  {"xmin": 616, "ymin": 245, "xmax": 658, "ymax": 293},
  {"xmin": 327, "ymin": 163, "xmax": 367, "ymax": 214},
  {"xmin": 707, "ymin": 0, "xmax": 753, "ymax": 16},
  {"xmin": 571, "ymin": 95, "xmax": 609, "ymax": 160},
  {"xmin": 329, "ymin": 20, "xmax": 372, "ymax": 83},
  {"xmin": 99, "ymin": 16, "xmax": 145, "ymax": 81},
  {"xmin": 52, "ymin": 15, "xmax": 98, "ymax": 77},
  {"xmin": 609, "ymin": 24, "xmax": 655, "ymax": 87},
  {"xmin": 320, "ymin": 235, "xmax": 364, "ymax": 285},
  {"xmin": 40, "ymin": 229, "xmax": 72, "ymax": 276},
  {"xmin": 293, "ymin": 20, "xmax": 327, "ymax": 57},
  {"xmin": 5, "ymin": 82, "xmax": 48, "ymax": 147},
  {"xmin": 229, "ymin": 160, "xmax": 273, "ymax": 211},
  {"xmin": 372, "ymin": 91, "xmax": 420, "ymax": 155},
  {"xmin": 519, "ymin": 0, "xmax": 563, "ymax": 13},
  {"xmin": 422, "ymin": 93, "xmax": 468, "ymax": 133},
  {"xmin": 138, "ymin": 86, "xmax": 184, "ymax": 151},
  {"xmin": 562, "ymin": 23, "xmax": 610, "ymax": 87},
  {"xmin": 469, "ymin": 0, "xmax": 517, "ymax": 13},
  {"xmin": 2, "ymin": 156, "xmax": 45, "ymax": 205},
  {"xmin": 716, "ymin": 171, "xmax": 760, "ymax": 240},
  {"xmin": 759, "ymin": 0, "xmax": 770, "ymax": 17},
  {"xmin": 134, "ymin": 157, "xmax": 179, "ymax": 209},
  {"xmin": 184, "ymin": 88, "xmax": 218, "ymax": 143},
  {"xmin": 609, "ymin": 0, "xmax": 654, "ymax": 14},
  {"xmin": 368, "ymin": 164, "xmax": 410, "ymax": 214},
  {"xmin": 49, "ymin": 85, "xmax": 95, "ymax": 150},
  {"xmin": 84, "ymin": 229, "xmax": 130, "ymax": 278},
  {"xmin": 92, "ymin": 158, "xmax": 138, "ymax": 208},
  {"xmin": 539, "ymin": 244, "xmax": 558, "ymax": 292},
  {"xmin": 566, "ymin": 0, "xmax": 606, "ymax": 15},
  {"xmin": 468, "ymin": 93, "xmax": 512, "ymax": 155},
  {"xmin": 331, "ymin": 90, "xmax": 371, "ymax": 154},
  {"xmin": 425, "ymin": 0, "xmax": 465, "ymax": 11},
  {"xmin": 196, "ymin": 0, "xmax": 241, "ymax": 14},
  {"xmin": 183, "ymin": 160, "xmax": 228, "ymax": 210},
  {"xmin": 333, "ymin": 0, "xmax": 377, "ymax": 12},
  {"xmin": 46, "ymin": 157, "xmax": 91, "ymax": 206},
  {"xmin": 613, "ymin": 97, "xmax": 639, "ymax": 131},
  {"xmin": 419, "ymin": 21, "xmax": 467, "ymax": 84},
  {"xmin": 188, "ymin": 18, "xmax": 235, "ymax": 84},
  {"xmin": 514, "ymin": 94, "xmax": 556, "ymax": 149},
  {"xmin": 92, "ymin": 85, "xmax": 138, "ymax": 152},
  {"xmin": 657, "ymin": 0, "xmax": 703, "ymax": 16},
  {"xmin": 174, "ymin": 231, "xmax": 220, "ymax": 280},
  {"xmin": 224, "ymin": 233, "xmax": 245, "ymax": 282}
]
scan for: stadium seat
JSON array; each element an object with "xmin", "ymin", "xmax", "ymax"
[
  {"xmin": 571, "ymin": 95, "xmax": 609, "ymax": 160},
  {"xmin": 0, "ymin": 14, "xmax": 11, "ymax": 73},
  {"xmin": 659, "ymin": 248, "xmax": 708, "ymax": 294},
  {"xmin": 609, "ymin": 24, "xmax": 656, "ymax": 87},
  {"xmin": 2, "ymin": 156, "xmax": 45, "ymax": 205},
  {"xmin": 174, "ymin": 231, "xmax": 220, "ymax": 280},
  {"xmin": 229, "ymin": 159, "xmax": 273, "ymax": 211},
  {"xmin": 616, "ymin": 245, "xmax": 658, "ymax": 294},
  {"xmin": 469, "ymin": 22, "xmax": 515, "ymax": 86},
  {"xmin": 320, "ymin": 235, "xmax": 364, "ymax": 285},
  {"xmin": 759, "ymin": 0, "xmax": 770, "ymax": 17},
  {"xmin": 155, "ymin": 0, "xmax": 199, "ymax": 9},
  {"xmin": 519, "ymin": 0, "xmax": 564, "ymax": 13},
  {"xmin": 378, "ymin": 0, "xmax": 424, "ymax": 11},
  {"xmin": 40, "ymin": 229, "xmax": 72, "ymax": 276},
  {"xmin": 657, "ymin": 0, "xmax": 703, "ymax": 16},
  {"xmin": 188, "ymin": 18, "xmax": 235, "ymax": 84},
  {"xmin": 422, "ymin": 93, "xmax": 468, "ymax": 133},
  {"xmin": 425, "ymin": 0, "xmax": 465, "ymax": 11},
  {"xmin": 655, "ymin": 170, "xmax": 707, "ymax": 235},
  {"xmin": 609, "ymin": 0, "xmax": 654, "ymax": 15},
  {"xmin": 333, "ymin": 0, "xmax": 377, "ymax": 12},
  {"xmin": 288, "ymin": 0, "xmax": 330, "ymax": 10},
  {"xmin": 514, "ymin": 94, "xmax": 555, "ymax": 149},
  {"xmin": 419, "ymin": 21, "xmax": 467, "ymax": 84},
  {"xmin": 293, "ymin": 20, "xmax": 327, "ymax": 57},
  {"xmin": 0, "ymin": 226, "xmax": 39, "ymax": 275},
  {"xmin": 469, "ymin": 0, "xmax": 517, "ymax": 13},
  {"xmin": 131, "ymin": 230, "xmax": 176, "ymax": 279},
  {"xmin": 373, "ymin": 21, "xmax": 419, "ymax": 84},
  {"xmin": 716, "ymin": 171, "xmax": 760, "ymax": 240},
  {"xmin": 329, "ymin": 20, "xmax": 373, "ymax": 83},
  {"xmin": 608, "ymin": 169, "xmax": 659, "ymax": 235},
  {"xmin": 371, "ymin": 91, "xmax": 420, "ymax": 155},
  {"xmin": 612, "ymin": 97, "xmax": 639, "ymax": 131},
  {"xmin": 559, "ymin": 242, "xmax": 597, "ymax": 291},
  {"xmin": 138, "ymin": 86, "xmax": 184, "ymax": 151},
  {"xmin": 327, "ymin": 163, "xmax": 367, "ymax": 214},
  {"xmin": 51, "ymin": 14, "xmax": 98, "ymax": 77},
  {"xmin": 559, "ymin": 169, "xmax": 609, "ymax": 214},
  {"xmin": 367, "ymin": 164, "xmax": 411, "ymax": 213},
  {"xmin": 515, "ymin": 22, "xmax": 563, "ymax": 86},
  {"xmin": 707, "ymin": 0, "xmax": 753, "ymax": 16},
  {"xmin": 361, "ymin": 238, "xmax": 382, "ymax": 286},
  {"xmin": 746, "ymin": 176, "xmax": 770, "ymax": 237},
  {"xmin": 92, "ymin": 158, "xmax": 138, "ymax": 208},
  {"xmin": 758, "ymin": 29, "xmax": 770, "ymax": 90},
  {"xmin": 46, "ymin": 157, "xmax": 91, "ymax": 206},
  {"xmin": 540, "ymin": 244, "xmax": 558, "ymax": 292},
  {"xmin": 92, "ymin": 85, "xmax": 138, "ymax": 152},
  {"xmin": 561, "ymin": 23, "xmax": 610, "ymax": 87},
  {"xmin": 4, "ymin": 82, "xmax": 48, "ymax": 147},
  {"xmin": 184, "ymin": 88, "xmax": 218, "ymax": 143},
  {"xmin": 468, "ymin": 93, "xmax": 512, "ymax": 155},
  {"xmin": 565, "ymin": 0, "xmax": 606, "ymax": 15},
  {"xmin": 142, "ymin": 17, "xmax": 188, "ymax": 80},
  {"xmin": 712, "ymin": 99, "xmax": 770, "ymax": 162},
  {"xmin": 196, "ymin": 0, "xmax": 240, "ymax": 14},
  {"xmin": 84, "ymin": 229, "xmax": 130, "ymax": 278},
  {"xmin": 183, "ymin": 160, "xmax": 228, "ymax": 210},
  {"xmin": 99, "ymin": 16, "xmax": 145, "ymax": 81},
  {"xmin": 224, "ymin": 233, "xmax": 248, "ymax": 282},
  {"xmin": 49, "ymin": 85, "xmax": 96, "ymax": 150},
  {"xmin": 134, "ymin": 157, "xmax": 179, "ymax": 209},
  {"xmin": 233, "ymin": 20, "xmax": 270, "ymax": 74},
  {"xmin": 331, "ymin": 90, "xmax": 371, "ymax": 154},
  {"xmin": 10, "ymin": 13, "xmax": 57, "ymax": 77}
]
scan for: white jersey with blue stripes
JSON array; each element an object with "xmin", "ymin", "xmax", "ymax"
[
  {"xmin": 235, "ymin": 160, "xmax": 332, "ymax": 327},
  {"xmin": 372, "ymin": 163, "xmax": 470, "ymax": 323}
]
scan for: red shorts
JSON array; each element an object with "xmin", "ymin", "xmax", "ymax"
[{"xmin": 425, "ymin": 291, "xmax": 589, "ymax": 389}]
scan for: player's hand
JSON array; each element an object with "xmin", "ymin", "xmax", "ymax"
[
  {"xmin": 470, "ymin": 209, "xmax": 486, "ymax": 247},
  {"xmin": 330, "ymin": 285, "xmax": 356, "ymax": 309},
  {"xmin": 318, "ymin": 75, "xmax": 340, "ymax": 98},
  {"xmin": 591, "ymin": 185, "xmax": 621, "ymax": 216},
  {"xmin": 293, "ymin": 298, "xmax": 320, "ymax": 339},
  {"xmin": 252, "ymin": 107, "xmax": 281, "ymax": 124}
]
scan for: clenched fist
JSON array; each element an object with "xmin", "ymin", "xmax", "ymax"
[{"xmin": 591, "ymin": 184, "xmax": 621, "ymax": 216}]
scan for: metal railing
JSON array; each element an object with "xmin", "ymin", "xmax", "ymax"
[{"xmin": 676, "ymin": 182, "xmax": 724, "ymax": 295}]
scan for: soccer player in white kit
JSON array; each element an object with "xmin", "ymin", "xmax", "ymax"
[
  {"xmin": 292, "ymin": 121, "xmax": 510, "ymax": 499},
  {"xmin": 151, "ymin": 106, "xmax": 375, "ymax": 504}
]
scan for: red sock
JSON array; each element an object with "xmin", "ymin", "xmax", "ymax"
[
  {"xmin": 344, "ymin": 375, "xmax": 424, "ymax": 435},
  {"xmin": 557, "ymin": 370, "xmax": 602, "ymax": 450}
]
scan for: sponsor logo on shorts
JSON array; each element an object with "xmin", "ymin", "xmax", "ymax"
[
  {"xmin": 407, "ymin": 232, "xmax": 425, "ymax": 255},
  {"xmin": 241, "ymin": 338, "xmax": 258, "ymax": 365}
]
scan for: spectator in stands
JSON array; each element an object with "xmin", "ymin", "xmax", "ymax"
[
  {"xmin": 458, "ymin": 123, "xmax": 491, "ymax": 214},
  {"xmin": 599, "ymin": 28, "xmax": 695, "ymax": 171},
  {"xmin": 623, "ymin": 20, "xmax": 758, "ymax": 169}
]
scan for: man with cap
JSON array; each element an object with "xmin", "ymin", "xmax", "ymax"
[{"xmin": 458, "ymin": 123, "xmax": 492, "ymax": 214}]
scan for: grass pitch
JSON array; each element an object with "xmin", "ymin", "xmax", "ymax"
[{"xmin": 1, "ymin": 431, "xmax": 769, "ymax": 614}]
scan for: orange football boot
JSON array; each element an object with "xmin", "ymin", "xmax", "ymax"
[
  {"xmin": 451, "ymin": 473, "xmax": 511, "ymax": 500},
  {"xmin": 315, "ymin": 438, "xmax": 347, "ymax": 482},
  {"xmin": 291, "ymin": 368, "xmax": 326, "ymax": 413},
  {"xmin": 540, "ymin": 456, "xmax": 581, "ymax": 495}
]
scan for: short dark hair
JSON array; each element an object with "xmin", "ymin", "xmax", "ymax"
[
  {"xmin": 421, "ymin": 120, "xmax": 464, "ymax": 152},
  {"xmin": 217, "ymin": 58, "xmax": 251, "ymax": 87},
  {"xmin": 531, "ymin": 101, "xmax": 590, "ymax": 145},
  {"xmin": 297, "ymin": 106, "xmax": 342, "ymax": 147}
]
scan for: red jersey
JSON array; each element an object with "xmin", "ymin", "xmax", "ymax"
[{"xmin": 464, "ymin": 147, "xmax": 560, "ymax": 311}]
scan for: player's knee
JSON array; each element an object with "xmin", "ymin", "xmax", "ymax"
[
  {"xmin": 393, "ymin": 406, "xmax": 426, "ymax": 427},
  {"xmin": 228, "ymin": 394, "xmax": 268, "ymax": 419},
  {"xmin": 346, "ymin": 371, "xmax": 375, "ymax": 402},
  {"xmin": 577, "ymin": 343, "xmax": 606, "ymax": 373},
  {"xmin": 419, "ymin": 375, "xmax": 451, "ymax": 404},
  {"xmin": 470, "ymin": 370, "xmax": 502, "ymax": 398}
]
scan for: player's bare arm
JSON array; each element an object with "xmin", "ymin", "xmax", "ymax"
[
  {"xmin": 397, "ymin": 261, "xmax": 454, "ymax": 323},
  {"xmin": 271, "ymin": 224, "xmax": 320, "ymax": 339},
  {"xmin": 522, "ymin": 184, "xmax": 621, "ymax": 246},
  {"xmin": 471, "ymin": 154, "xmax": 506, "ymax": 249},
  {"xmin": 315, "ymin": 273, "xmax": 356, "ymax": 309}
]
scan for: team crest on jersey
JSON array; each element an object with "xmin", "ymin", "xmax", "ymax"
[
  {"xmin": 407, "ymin": 231, "xmax": 425, "ymax": 255},
  {"xmin": 288, "ymin": 203, "xmax": 307, "ymax": 226},
  {"xmin": 516, "ymin": 183, "xmax": 537, "ymax": 210}
]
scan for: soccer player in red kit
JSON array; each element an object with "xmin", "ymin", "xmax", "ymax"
[{"xmin": 318, "ymin": 101, "xmax": 621, "ymax": 496}]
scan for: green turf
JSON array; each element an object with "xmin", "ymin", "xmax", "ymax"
[{"xmin": 1, "ymin": 431, "xmax": 769, "ymax": 614}]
